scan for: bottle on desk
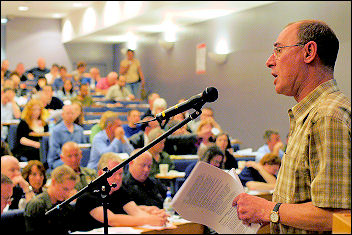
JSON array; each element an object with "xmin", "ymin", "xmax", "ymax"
[{"xmin": 163, "ymin": 188, "xmax": 175, "ymax": 216}]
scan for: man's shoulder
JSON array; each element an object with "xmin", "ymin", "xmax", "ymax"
[{"xmin": 81, "ymin": 167, "xmax": 97, "ymax": 176}]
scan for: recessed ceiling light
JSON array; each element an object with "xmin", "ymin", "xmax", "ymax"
[
  {"xmin": 53, "ymin": 13, "xmax": 62, "ymax": 18},
  {"xmin": 1, "ymin": 18, "xmax": 8, "ymax": 24},
  {"xmin": 18, "ymin": 6, "xmax": 29, "ymax": 11}
]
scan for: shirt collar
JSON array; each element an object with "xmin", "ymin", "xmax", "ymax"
[{"xmin": 288, "ymin": 79, "xmax": 339, "ymax": 123}]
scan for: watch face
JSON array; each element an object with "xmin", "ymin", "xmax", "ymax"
[{"xmin": 270, "ymin": 212, "xmax": 279, "ymax": 223}]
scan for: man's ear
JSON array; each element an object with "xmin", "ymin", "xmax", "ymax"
[{"xmin": 303, "ymin": 41, "xmax": 318, "ymax": 64}]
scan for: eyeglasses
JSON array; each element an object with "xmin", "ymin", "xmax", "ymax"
[{"xmin": 273, "ymin": 42, "xmax": 305, "ymax": 57}]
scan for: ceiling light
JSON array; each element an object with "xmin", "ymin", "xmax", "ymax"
[
  {"xmin": 52, "ymin": 13, "xmax": 62, "ymax": 19},
  {"xmin": 18, "ymin": 6, "xmax": 29, "ymax": 11},
  {"xmin": 1, "ymin": 18, "xmax": 8, "ymax": 24},
  {"xmin": 73, "ymin": 3, "xmax": 83, "ymax": 8}
]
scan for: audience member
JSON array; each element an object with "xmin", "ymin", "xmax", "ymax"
[
  {"xmin": 129, "ymin": 116, "xmax": 159, "ymax": 149},
  {"xmin": 1, "ymin": 59, "xmax": 11, "ymax": 79},
  {"xmin": 185, "ymin": 144, "xmax": 224, "ymax": 180},
  {"xmin": 1, "ymin": 173, "xmax": 13, "ymax": 214},
  {"xmin": 1, "ymin": 88, "xmax": 21, "ymax": 140},
  {"xmin": 105, "ymin": 75, "xmax": 135, "ymax": 101},
  {"xmin": 88, "ymin": 67, "xmax": 102, "ymax": 90},
  {"xmin": 238, "ymin": 153, "xmax": 281, "ymax": 191},
  {"xmin": 24, "ymin": 165, "xmax": 77, "ymax": 234},
  {"xmin": 188, "ymin": 107, "xmax": 220, "ymax": 133},
  {"xmin": 119, "ymin": 49, "xmax": 145, "ymax": 98},
  {"xmin": 26, "ymin": 57, "xmax": 50, "ymax": 80},
  {"xmin": 53, "ymin": 65, "xmax": 71, "ymax": 91},
  {"xmin": 147, "ymin": 128, "xmax": 175, "ymax": 177},
  {"xmin": 151, "ymin": 97, "xmax": 168, "ymax": 128},
  {"xmin": 22, "ymin": 160, "xmax": 47, "ymax": 195},
  {"xmin": 41, "ymin": 85, "xmax": 64, "ymax": 110},
  {"xmin": 123, "ymin": 149, "xmax": 167, "ymax": 208},
  {"xmin": 196, "ymin": 118, "xmax": 222, "ymax": 160},
  {"xmin": 12, "ymin": 99, "xmax": 48, "ymax": 161},
  {"xmin": 45, "ymin": 63, "xmax": 60, "ymax": 85},
  {"xmin": 71, "ymin": 83, "xmax": 94, "ymax": 107},
  {"xmin": 34, "ymin": 76, "xmax": 47, "ymax": 92},
  {"xmin": 141, "ymin": 92, "xmax": 160, "ymax": 119},
  {"xmin": 122, "ymin": 109, "xmax": 143, "ymax": 138},
  {"xmin": 74, "ymin": 152, "xmax": 167, "ymax": 232},
  {"xmin": 87, "ymin": 112, "xmax": 134, "ymax": 170},
  {"xmin": 89, "ymin": 111, "xmax": 113, "ymax": 144},
  {"xmin": 58, "ymin": 142, "xmax": 97, "ymax": 192},
  {"xmin": 9, "ymin": 72, "xmax": 27, "ymax": 97},
  {"xmin": 14, "ymin": 62, "xmax": 28, "ymax": 82},
  {"xmin": 1, "ymin": 155, "xmax": 35, "ymax": 210},
  {"xmin": 71, "ymin": 101, "xmax": 85, "ymax": 127},
  {"xmin": 215, "ymin": 132, "xmax": 238, "ymax": 170},
  {"xmin": 47, "ymin": 104, "xmax": 86, "ymax": 170},
  {"xmin": 55, "ymin": 79, "xmax": 77, "ymax": 103},
  {"xmin": 233, "ymin": 20, "xmax": 351, "ymax": 233},
  {"xmin": 95, "ymin": 71, "xmax": 118, "ymax": 95},
  {"xmin": 255, "ymin": 129, "xmax": 284, "ymax": 162},
  {"xmin": 72, "ymin": 61, "xmax": 89, "ymax": 84}
]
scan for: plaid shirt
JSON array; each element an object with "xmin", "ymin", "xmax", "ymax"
[{"xmin": 271, "ymin": 79, "xmax": 351, "ymax": 234}]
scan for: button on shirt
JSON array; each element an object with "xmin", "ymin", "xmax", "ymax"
[
  {"xmin": 271, "ymin": 79, "xmax": 351, "ymax": 234},
  {"xmin": 87, "ymin": 130, "xmax": 134, "ymax": 170},
  {"xmin": 47, "ymin": 121, "xmax": 87, "ymax": 169}
]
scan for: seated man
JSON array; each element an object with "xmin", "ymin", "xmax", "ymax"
[
  {"xmin": 24, "ymin": 165, "xmax": 78, "ymax": 234},
  {"xmin": 238, "ymin": 153, "xmax": 281, "ymax": 191},
  {"xmin": 123, "ymin": 149, "xmax": 168, "ymax": 209},
  {"xmin": 52, "ymin": 142, "xmax": 97, "ymax": 192},
  {"xmin": 41, "ymin": 85, "xmax": 64, "ymax": 110},
  {"xmin": 47, "ymin": 104, "xmax": 87, "ymax": 170},
  {"xmin": 1, "ymin": 88, "xmax": 21, "ymax": 140},
  {"xmin": 95, "ymin": 71, "xmax": 118, "ymax": 95},
  {"xmin": 147, "ymin": 128, "xmax": 175, "ymax": 178},
  {"xmin": 71, "ymin": 83, "xmax": 94, "ymax": 107},
  {"xmin": 255, "ymin": 129, "xmax": 284, "ymax": 162},
  {"xmin": 122, "ymin": 109, "xmax": 143, "ymax": 138},
  {"xmin": 74, "ymin": 152, "xmax": 168, "ymax": 232},
  {"xmin": 129, "ymin": 116, "xmax": 159, "ymax": 149},
  {"xmin": 1, "ymin": 173, "xmax": 13, "ymax": 214},
  {"xmin": 87, "ymin": 112, "xmax": 134, "ymax": 170},
  {"xmin": 105, "ymin": 75, "xmax": 135, "ymax": 101},
  {"xmin": 1, "ymin": 155, "xmax": 35, "ymax": 210}
]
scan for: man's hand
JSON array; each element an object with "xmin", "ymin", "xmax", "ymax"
[{"xmin": 114, "ymin": 126, "xmax": 126, "ymax": 143}]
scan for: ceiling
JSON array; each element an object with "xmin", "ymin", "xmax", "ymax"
[{"xmin": 1, "ymin": 1, "xmax": 276, "ymax": 44}]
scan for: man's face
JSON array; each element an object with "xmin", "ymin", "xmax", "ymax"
[
  {"xmin": 61, "ymin": 147, "xmax": 82, "ymax": 171},
  {"xmin": 265, "ymin": 23, "xmax": 306, "ymax": 97},
  {"xmin": 99, "ymin": 160, "xmax": 124, "ymax": 193},
  {"xmin": 200, "ymin": 109, "xmax": 213, "ymax": 120},
  {"xmin": 62, "ymin": 106, "xmax": 76, "ymax": 123},
  {"xmin": 1, "ymin": 183, "xmax": 13, "ymax": 214},
  {"xmin": 80, "ymin": 85, "xmax": 89, "ymax": 97},
  {"xmin": 52, "ymin": 179, "xmax": 76, "ymax": 202},
  {"xmin": 268, "ymin": 133, "xmax": 281, "ymax": 149},
  {"xmin": 117, "ymin": 76, "xmax": 127, "ymax": 87},
  {"xmin": 128, "ymin": 110, "xmax": 141, "ymax": 126},
  {"xmin": 37, "ymin": 58, "xmax": 46, "ymax": 70},
  {"xmin": 130, "ymin": 153, "xmax": 152, "ymax": 182}
]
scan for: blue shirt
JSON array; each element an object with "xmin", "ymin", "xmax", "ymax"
[
  {"xmin": 255, "ymin": 144, "xmax": 284, "ymax": 162},
  {"xmin": 52, "ymin": 78, "xmax": 64, "ymax": 91},
  {"xmin": 25, "ymin": 67, "xmax": 50, "ymax": 80},
  {"xmin": 47, "ymin": 121, "xmax": 87, "ymax": 169},
  {"xmin": 122, "ymin": 124, "xmax": 143, "ymax": 138},
  {"xmin": 87, "ymin": 130, "xmax": 134, "ymax": 170}
]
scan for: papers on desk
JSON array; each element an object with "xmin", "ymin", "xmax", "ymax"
[
  {"xmin": 171, "ymin": 161, "xmax": 260, "ymax": 234},
  {"xmin": 234, "ymin": 148, "xmax": 258, "ymax": 156},
  {"xmin": 70, "ymin": 227, "xmax": 142, "ymax": 234},
  {"xmin": 156, "ymin": 170, "xmax": 186, "ymax": 178},
  {"xmin": 170, "ymin": 154, "xmax": 198, "ymax": 160}
]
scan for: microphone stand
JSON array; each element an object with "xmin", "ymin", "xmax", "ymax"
[{"xmin": 45, "ymin": 108, "xmax": 203, "ymax": 235}]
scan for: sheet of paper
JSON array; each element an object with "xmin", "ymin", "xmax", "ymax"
[{"xmin": 171, "ymin": 161, "xmax": 260, "ymax": 234}]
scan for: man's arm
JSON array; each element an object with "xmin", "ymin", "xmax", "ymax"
[{"xmin": 233, "ymin": 193, "xmax": 350, "ymax": 231}]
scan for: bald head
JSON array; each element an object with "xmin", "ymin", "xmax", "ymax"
[
  {"xmin": 37, "ymin": 57, "xmax": 46, "ymax": 69},
  {"xmin": 107, "ymin": 72, "xmax": 118, "ymax": 86},
  {"xmin": 60, "ymin": 142, "xmax": 82, "ymax": 171},
  {"xmin": 1, "ymin": 155, "xmax": 21, "ymax": 180},
  {"xmin": 129, "ymin": 150, "xmax": 153, "ymax": 182}
]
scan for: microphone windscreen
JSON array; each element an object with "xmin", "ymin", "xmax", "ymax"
[{"xmin": 203, "ymin": 87, "xmax": 218, "ymax": 102}]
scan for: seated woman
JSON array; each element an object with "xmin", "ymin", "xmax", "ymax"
[
  {"xmin": 19, "ymin": 160, "xmax": 47, "ymax": 209},
  {"xmin": 215, "ymin": 132, "xmax": 238, "ymax": 170},
  {"xmin": 55, "ymin": 79, "xmax": 77, "ymax": 103},
  {"xmin": 12, "ymin": 98, "xmax": 49, "ymax": 161},
  {"xmin": 238, "ymin": 153, "xmax": 281, "ymax": 191},
  {"xmin": 185, "ymin": 144, "xmax": 224, "ymax": 179},
  {"xmin": 22, "ymin": 160, "xmax": 47, "ymax": 195},
  {"xmin": 196, "ymin": 118, "xmax": 222, "ymax": 159}
]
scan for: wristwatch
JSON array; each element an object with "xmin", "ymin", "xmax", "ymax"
[{"xmin": 270, "ymin": 202, "xmax": 282, "ymax": 223}]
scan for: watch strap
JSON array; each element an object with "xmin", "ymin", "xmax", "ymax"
[{"xmin": 273, "ymin": 202, "xmax": 282, "ymax": 212}]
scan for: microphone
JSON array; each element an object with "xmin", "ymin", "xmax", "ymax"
[{"xmin": 155, "ymin": 87, "xmax": 218, "ymax": 122}]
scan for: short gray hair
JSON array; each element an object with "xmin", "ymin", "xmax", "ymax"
[{"xmin": 97, "ymin": 152, "xmax": 123, "ymax": 172}]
